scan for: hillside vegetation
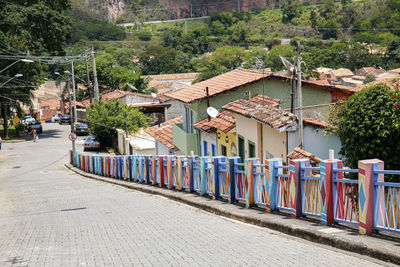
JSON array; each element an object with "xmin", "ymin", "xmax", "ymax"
[{"xmin": 68, "ymin": 0, "xmax": 400, "ymax": 91}]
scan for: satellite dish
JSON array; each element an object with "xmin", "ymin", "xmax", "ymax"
[
  {"xmin": 207, "ymin": 107, "xmax": 218, "ymax": 118},
  {"xmin": 151, "ymin": 93, "xmax": 157, "ymax": 98},
  {"xmin": 279, "ymin": 56, "xmax": 296, "ymax": 74}
]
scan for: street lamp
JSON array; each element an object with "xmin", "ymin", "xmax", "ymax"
[
  {"xmin": 0, "ymin": 73, "xmax": 23, "ymax": 87},
  {"xmin": 0, "ymin": 59, "xmax": 34, "ymax": 74}
]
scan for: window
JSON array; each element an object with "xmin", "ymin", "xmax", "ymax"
[
  {"xmin": 211, "ymin": 144, "xmax": 216, "ymax": 156},
  {"xmin": 220, "ymin": 144, "xmax": 227, "ymax": 156},
  {"xmin": 238, "ymin": 135, "xmax": 245, "ymax": 161},
  {"xmin": 203, "ymin": 141, "xmax": 208, "ymax": 156},
  {"xmin": 248, "ymin": 140, "xmax": 255, "ymax": 158}
]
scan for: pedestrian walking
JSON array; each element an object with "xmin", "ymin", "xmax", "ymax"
[
  {"xmin": 0, "ymin": 136, "xmax": 2, "ymax": 150},
  {"xmin": 29, "ymin": 129, "xmax": 38, "ymax": 142}
]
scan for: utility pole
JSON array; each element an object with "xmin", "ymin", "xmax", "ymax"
[
  {"xmin": 124, "ymin": 113, "xmax": 128, "ymax": 137},
  {"xmin": 67, "ymin": 79, "xmax": 75, "ymax": 159},
  {"xmin": 296, "ymin": 41, "xmax": 304, "ymax": 149},
  {"xmin": 91, "ymin": 47, "xmax": 99, "ymax": 101},
  {"xmin": 206, "ymin": 86, "xmax": 210, "ymax": 121},
  {"xmin": 190, "ymin": 4, "xmax": 193, "ymax": 18},
  {"xmin": 85, "ymin": 52, "xmax": 92, "ymax": 104},
  {"xmin": 71, "ymin": 60, "xmax": 77, "ymax": 125}
]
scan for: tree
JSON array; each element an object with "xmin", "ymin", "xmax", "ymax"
[
  {"xmin": 281, "ymin": 0, "xmax": 301, "ymax": 24},
  {"xmin": 265, "ymin": 45, "xmax": 296, "ymax": 71},
  {"xmin": 330, "ymin": 83, "xmax": 400, "ymax": 181},
  {"xmin": 86, "ymin": 100, "xmax": 148, "ymax": 147}
]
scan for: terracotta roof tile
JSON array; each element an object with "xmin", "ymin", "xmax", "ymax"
[
  {"xmin": 145, "ymin": 116, "xmax": 182, "ymax": 151},
  {"xmin": 165, "ymin": 68, "xmax": 358, "ymax": 104},
  {"xmin": 287, "ymin": 147, "xmax": 321, "ymax": 163},
  {"xmin": 222, "ymin": 95, "xmax": 296, "ymax": 130},
  {"xmin": 101, "ymin": 90, "xmax": 128, "ymax": 101},
  {"xmin": 165, "ymin": 68, "xmax": 270, "ymax": 103},
  {"xmin": 303, "ymin": 117, "xmax": 329, "ymax": 128},
  {"xmin": 193, "ymin": 111, "xmax": 235, "ymax": 133}
]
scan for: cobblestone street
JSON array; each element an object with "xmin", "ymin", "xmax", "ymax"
[{"xmin": 0, "ymin": 124, "xmax": 392, "ymax": 266}]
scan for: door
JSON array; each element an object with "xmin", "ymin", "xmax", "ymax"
[
  {"xmin": 238, "ymin": 135, "xmax": 244, "ymax": 161},
  {"xmin": 203, "ymin": 141, "xmax": 208, "ymax": 156},
  {"xmin": 211, "ymin": 144, "xmax": 216, "ymax": 156},
  {"xmin": 248, "ymin": 141, "xmax": 255, "ymax": 158}
]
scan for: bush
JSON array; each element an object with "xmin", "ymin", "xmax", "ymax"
[
  {"xmin": 330, "ymin": 83, "xmax": 400, "ymax": 181},
  {"xmin": 138, "ymin": 31, "xmax": 152, "ymax": 41}
]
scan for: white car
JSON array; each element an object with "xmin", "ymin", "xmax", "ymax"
[
  {"xmin": 24, "ymin": 117, "xmax": 36, "ymax": 125},
  {"xmin": 51, "ymin": 114, "xmax": 60, "ymax": 123}
]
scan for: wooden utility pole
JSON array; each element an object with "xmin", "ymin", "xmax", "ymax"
[
  {"xmin": 92, "ymin": 47, "xmax": 99, "ymax": 102},
  {"xmin": 206, "ymin": 86, "xmax": 210, "ymax": 121}
]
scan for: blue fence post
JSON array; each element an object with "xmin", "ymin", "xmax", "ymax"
[
  {"xmin": 266, "ymin": 158, "xmax": 282, "ymax": 213},
  {"xmin": 189, "ymin": 156, "xmax": 194, "ymax": 192},
  {"xmin": 228, "ymin": 157, "xmax": 240, "ymax": 203},
  {"xmin": 212, "ymin": 156, "xmax": 223, "ymax": 200}
]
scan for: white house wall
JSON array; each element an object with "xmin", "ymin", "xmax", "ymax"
[
  {"xmin": 199, "ymin": 130, "xmax": 217, "ymax": 157},
  {"xmin": 288, "ymin": 125, "xmax": 342, "ymax": 160},
  {"xmin": 235, "ymin": 115, "xmax": 259, "ymax": 158}
]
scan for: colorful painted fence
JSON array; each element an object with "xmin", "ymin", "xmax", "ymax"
[{"xmin": 69, "ymin": 152, "xmax": 400, "ymax": 236}]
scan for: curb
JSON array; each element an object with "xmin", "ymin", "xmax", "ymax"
[{"xmin": 65, "ymin": 163, "xmax": 400, "ymax": 265}]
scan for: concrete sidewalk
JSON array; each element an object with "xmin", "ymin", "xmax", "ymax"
[{"xmin": 65, "ymin": 163, "xmax": 400, "ymax": 265}]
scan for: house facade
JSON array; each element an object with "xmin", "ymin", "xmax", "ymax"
[{"xmin": 165, "ymin": 68, "xmax": 353, "ymax": 156}]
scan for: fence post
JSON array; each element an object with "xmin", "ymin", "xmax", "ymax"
[
  {"xmin": 151, "ymin": 156, "xmax": 156, "ymax": 185},
  {"xmin": 200, "ymin": 157, "xmax": 207, "ymax": 196},
  {"xmin": 158, "ymin": 156, "xmax": 165, "ymax": 187},
  {"xmin": 212, "ymin": 156, "xmax": 222, "ymax": 200},
  {"xmin": 189, "ymin": 156, "xmax": 194, "ymax": 192},
  {"xmin": 320, "ymin": 159, "xmax": 342, "ymax": 225},
  {"xmin": 245, "ymin": 159, "xmax": 254, "ymax": 208},
  {"xmin": 167, "ymin": 156, "xmax": 173, "ymax": 189},
  {"xmin": 177, "ymin": 156, "xmax": 183, "ymax": 190},
  {"xmin": 228, "ymin": 157, "xmax": 240, "ymax": 203},
  {"xmin": 358, "ymin": 159, "xmax": 384, "ymax": 235},
  {"xmin": 266, "ymin": 158, "xmax": 282, "ymax": 213},
  {"xmin": 289, "ymin": 159, "xmax": 308, "ymax": 218}
]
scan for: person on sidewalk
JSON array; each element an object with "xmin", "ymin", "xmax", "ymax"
[
  {"xmin": 29, "ymin": 129, "xmax": 38, "ymax": 142},
  {"xmin": 0, "ymin": 136, "xmax": 2, "ymax": 150}
]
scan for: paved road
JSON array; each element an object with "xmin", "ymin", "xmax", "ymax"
[{"xmin": 0, "ymin": 124, "xmax": 392, "ymax": 266}]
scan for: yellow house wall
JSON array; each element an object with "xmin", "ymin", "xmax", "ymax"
[{"xmin": 217, "ymin": 130, "xmax": 238, "ymax": 157}]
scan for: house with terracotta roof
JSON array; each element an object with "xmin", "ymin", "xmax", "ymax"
[
  {"xmin": 145, "ymin": 116, "xmax": 183, "ymax": 155},
  {"xmin": 222, "ymin": 95, "xmax": 342, "ymax": 162},
  {"xmin": 193, "ymin": 111, "xmax": 236, "ymax": 157},
  {"xmin": 165, "ymin": 68, "xmax": 354, "ymax": 155}
]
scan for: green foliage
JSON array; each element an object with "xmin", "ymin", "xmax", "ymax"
[
  {"xmin": 266, "ymin": 45, "xmax": 296, "ymax": 71},
  {"xmin": 364, "ymin": 74, "xmax": 376, "ymax": 84},
  {"xmin": 86, "ymin": 100, "xmax": 148, "ymax": 147},
  {"xmin": 281, "ymin": 0, "xmax": 301, "ymax": 23},
  {"xmin": 70, "ymin": 19, "xmax": 126, "ymax": 43},
  {"xmin": 138, "ymin": 31, "xmax": 152, "ymax": 41},
  {"xmin": 330, "ymin": 83, "xmax": 400, "ymax": 181}
]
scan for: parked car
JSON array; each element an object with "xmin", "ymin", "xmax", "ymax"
[
  {"xmin": 51, "ymin": 114, "xmax": 60, "ymax": 123},
  {"xmin": 23, "ymin": 117, "xmax": 36, "ymax": 125},
  {"xmin": 26, "ymin": 120, "xmax": 43, "ymax": 133},
  {"xmin": 76, "ymin": 123, "xmax": 88, "ymax": 135},
  {"xmin": 59, "ymin": 114, "xmax": 71, "ymax": 124},
  {"xmin": 83, "ymin": 135, "xmax": 101, "ymax": 151}
]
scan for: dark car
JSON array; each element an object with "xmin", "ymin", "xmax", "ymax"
[
  {"xmin": 26, "ymin": 120, "xmax": 43, "ymax": 133},
  {"xmin": 59, "ymin": 114, "xmax": 71, "ymax": 125},
  {"xmin": 83, "ymin": 135, "xmax": 101, "ymax": 151},
  {"xmin": 76, "ymin": 123, "xmax": 88, "ymax": 135}
]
